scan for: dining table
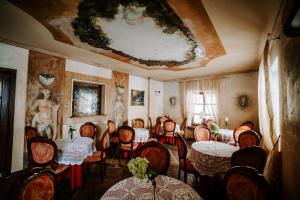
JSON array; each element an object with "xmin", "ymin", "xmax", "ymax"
[
  {"xmin": 189, "ymin": 141, "xmax": 239, "ymax": 176},
  {"xmin": 100, "ymin": 175, "xmax": 202, "ymax": 200},
  {"xmin": 216, "ymin": 128, "xmax": 234, "ymax": 143},
  {"xmin": 55, "ymin": 137, "xmax": 95, "ymax": 189},
  {"xmin": 133, "ymin": 127, "xmax": 150, "ymax": 143}
]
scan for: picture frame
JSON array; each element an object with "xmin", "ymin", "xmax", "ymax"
[{"xmin": 131, "ymin": 89, "xmax": 145, "ymax": 106}]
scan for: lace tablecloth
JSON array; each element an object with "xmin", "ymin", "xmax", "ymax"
[
  {"xmin": 100, "ymin": 175, "xmax": 202, "ymax": 200},
  {"xmin": 55, "ymin": 137, "xmax": 94, "ymax": 165},
  {"xmin": 134, "ymin": 128, "xmax": 150, "ymax": 143},
  {"xmin": 189, "ymin": 141, "xmax": 238, "ymax": 176}
]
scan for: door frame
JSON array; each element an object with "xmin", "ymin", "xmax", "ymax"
[{"xmin": 0, "ymin": 67, "xmax": 16, "ymax": 176}]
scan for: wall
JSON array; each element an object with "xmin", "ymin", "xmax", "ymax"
[
  {"xmin": 219, "ymin": 72, "xmax": 259, "ymax": 130},
  {"xmin": 0, "ymin": 43, "xmax": 28, "ymax": 172},
  {"xmin": 149, "ymin": 79, "xmax": 164, "ymax": 124},
  {"xmin": 163, "ymin": 82, "xmax": 183, "ymax": 123},
  {"xmin": 163, "ymin": 71, "xmax": 259, "ymax": 131},
  {"xmin": 128, "ymin": 75, "xmax": 149, "ymax": 127}
]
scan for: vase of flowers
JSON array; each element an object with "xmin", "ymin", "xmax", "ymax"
[
  {"xmin": 224, "ymin": 116, "xmax": 229, "ymax": 128},
  {"xmin": 128, "ymin": 157, "xmax": 158, "ymax": 200},
  {"xmin": 209, "ymin": 122, "xmax": 220, "ymax": 140}
]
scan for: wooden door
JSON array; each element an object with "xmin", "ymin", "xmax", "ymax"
[{"xmin": 0, "ymin": 67, "xmax": 16, "ymax": 178}]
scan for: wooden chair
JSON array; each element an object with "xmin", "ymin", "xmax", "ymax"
[
  {"xmin": 176, "ymin": 135, "xmax": 199, "ymax": 183},
  {"xmin": 241, "ymin": 121, "xmax": 254, "ymax": 130},
  {"xmin": 83, "ymin": 128, "xmax": 110, "ymax": 181},
  {"xmin": 107, "ymin": 120, "xmax": 118, "ymax": 143},
  {"xmin": 80, "ymin": 122, "xmax": 96, "ymax": 139},
  {"xmin": 224, "ymin": 166, "xmax": 271, "ymax": 200},
  {"xmin": 25, "ymin": 126, "xmax": 39, "ymax": 140},
  {"xmin": 133, "ymin": 118, "xmax": 144, "ymax": 128},
  {"xmin": 163, "ymin": 120, "xmax": 176, "ymax": 147},
  {"xmin": 194, "ymin": 126, "xmax": 211, "ymax": 141},
  {"xmin": 27, "ymin": 136, "xmax": 69, "ymax": 175},
  {"xmin": 233, "ymin": 126, "xmax": 251, "ymax": 146},
  {"xmin": 179, "ymin": 117, "xmax": 187, "ymax": 138},
  {"xmin": 231, "ymin": 146, "xmax": 267, "ymax": 173},
  {"xmin": 139, "ymin": 141, "xmax": 170, "ymax": 175},
  {"xmin": 118, "ymin": 126, "xmax": 138, "ymax": 164},
  {"xmin": 18, "ymin": 168, "xmax": 55, "ymax": 200},
  {"xmin": 148, "ymin": 117, "xmax": 156, "ymax": 138},
  {"xmin": 238, "ymin": 130, "xmax": 260, "ymax": 148}
]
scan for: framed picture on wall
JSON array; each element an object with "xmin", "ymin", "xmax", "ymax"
[{"xmin": 131, "ymin": 89, "xmax": 144, "ymax": 106}]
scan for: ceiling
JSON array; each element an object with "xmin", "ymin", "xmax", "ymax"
[{"xmin": 0, "ymin": 0, "xmax": 281, "ymax": 81}]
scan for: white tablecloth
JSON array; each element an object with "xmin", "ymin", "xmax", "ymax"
[
  {"xmin": 55, "ymin": 137, "xmax": 94, "ymax": 165},
  {"xmin": 133, "ymin": 128, "xmax": 150, "ymax": 143},
  {"xmin": 100, "ymin": 175, "xmax": 202, "ymax": 200},
  {"xmin": 217, "ymin": 129, "xmax": 234, "ymax": 143},
  {"xmin": 189, "ymin": 141, "xmax": 238, "ymax": 176}
]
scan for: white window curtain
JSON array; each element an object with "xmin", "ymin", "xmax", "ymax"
[
  {"xmin": 184, "ymin": 79, "xmax": 221, "ymax": 126},
  {"xmin": 258, "ymin": 40, "xmax": 280, "ymax": 151}
]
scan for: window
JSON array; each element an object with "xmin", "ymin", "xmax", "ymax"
[{"xmin": 193, "ymin": 92, "xmax": 217, "ymax": 124}]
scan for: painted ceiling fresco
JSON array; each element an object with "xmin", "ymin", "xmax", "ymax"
[{"xmin": 9, "ymin": 0, "xmax": 225, "ymax": 70}]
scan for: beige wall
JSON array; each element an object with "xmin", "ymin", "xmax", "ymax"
[
  {"xmin": 163, "ymin": 72, "xmax": 259, "ymax": 131},
  {"xmin": 0, "ymin": 43, "xmax": 28, "ymax": 172}
]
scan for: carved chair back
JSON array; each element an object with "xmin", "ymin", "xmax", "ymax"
[
  {"xmin": 238, "ymin": 130, "xmax": 260, "ymax": 148},
  {"xmin": 224, "ymin": 166, "xmax": 271, "ymax": 200},
  {"xmin": 25, "ymin": 126, "xmax": 39, "ymax": 141},
  {"xmin": 19, "ymin": 168, "xmax": 55, "ymax": 200},
  {"xmin": 194, "ymin": 126, "xmax": 211, "ymax": 141},
  {"xmin": 118, "ymin": 126, "xmax": 135, "ymax": 144},
  {"xmin": 133, "ymin": 118, "xmax": 144, "ymax": 128},
  {"xmin": 80, "ymin": 122, "xmax": 96, "ymax": 138},
  {"xmin": 139, "ymin": 141, "xmax": 170, "ymax": 175},
  {"xmin": 241, "ymin": 121, "xmax": 255, "ymax": 130},
  {"xmin": 163, "ymin": 120, "xmax": 176, "ymax": 137},
  {"xmin": 27, "ymin": 136, "xmax": 57, "ymax": 169},
  {"xmin": 176, "ymin": 134, "xmax": 187, "ymax": 160},
  {"xmin": 233, "ymin": 126, "xmax": 251, "ymax": 146},
  {"xmin": 231, "ymin": 146, "xmax": 267, "ymax": 173}
]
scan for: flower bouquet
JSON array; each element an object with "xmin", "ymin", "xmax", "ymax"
[
  {"xmin": 128, "ymin": 157, "xmax": 158, "ymax": 199},
  {"xmin": 209, "ymin": 122, "xmax": 220, "ymax": 137}
]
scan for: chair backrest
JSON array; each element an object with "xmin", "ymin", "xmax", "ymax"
[
  {"xmin": 231, "ymin": 146, "xmax": 267, "ymax": 173},
  {"xmin": 148, "ymin": 117, "xmax": 153, "ymax": 129},
  {"xmin": 224, "ymin": 166, "xmax": 271, "ymax": 200},
  {"xmin": 133, "ymin": 118, "xmax": 144, "ymax": 128},
  {"xmin": 163, "ymin": 120, "xmax": 176, "ymax": 136},
  {"xmin": 25, "ymin": 126, "xmax": 39, "ymax": 141},
  {"xmin": 238, "ymin": 130, "xmax": 260, "ymax": 148},
  {"xmin": 98, "ymin": 129, "xmax": 110, "ymax": 160},
  {"xmin": 19, "ymin": 168, "xmax": 55, "ymax": 200},
  {"xmin": 118, "ymin": 126, "xmax": 135, "ymax": 144},
  {"xmin": 176, "ymin": 135, "xmax": 187, "ymax": 160},
  {"xmin": 139, "ymin": 141, "xmax": 170, "ymax": 175},
  {"xmin": 80, "ymin": 122, "xmax": 96, "ymax": 138},
  {"xmin": 205, "ymin": 119, "xmax": 216, "ymax": 128},
  {"xmin": 180, "ymin": 117, "xmax": 187, "ymax": 132},
  {"xmin": 160, "ymin": 116, "xmax": 169, "ymax": 124},
  {"xmin": 27, "ymin": 136, "xmax": 57, "ymax": 169},
  {"xmin": 241, "ymin": 121, "xmax": 254, "ymax": 130},
  {"xmin": 194, "ymin": 126, "xmax": 211, "ymax": 141},
  {"xmin": 233, "ymin": 126, "xmax": 251, "ymax": 146},
  {"xmin": 107, "ymin": 120, "xmax": 116, "ymax": 134}
]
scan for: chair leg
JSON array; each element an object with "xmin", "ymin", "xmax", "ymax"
[
  {"xmin": 178, "ymin": 167, "xmax": 181, "ymax": 180},
  {"xmin": 184, "ymin": 171, "xmax": 187, "ymax": 183}
]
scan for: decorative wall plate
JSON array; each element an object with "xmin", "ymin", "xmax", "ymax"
[{"xmin": 38, "ymin": 74, "xmax": 55, "ymax": 86}]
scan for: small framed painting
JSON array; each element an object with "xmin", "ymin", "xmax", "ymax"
[{"xmin": 131, "ymin": 89, "xmax": 145, "ymax": 106}]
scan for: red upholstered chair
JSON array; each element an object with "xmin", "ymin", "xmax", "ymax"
[
  {"xmin": 133, "ymin": 118, "xmax": 144, "ymax": 128},
  {"xmin": 25, "ymin": 126, "xmax": 39, "ymax": 141},
  {"xmin": 194, "ymin": 126, "xmax": 211, "ymax": 141},
  {"xmin": 19, "ymin": 168, "xmax": 55, "ymax": 200},
  {"xmin": 238, "ymin": 130, "xmax": 260, "ymax": 148},
  {"xmin": 233, "ymin": 126, "xmax": 251, "ymax": 146},
  {"xmin": 118, "ymin": 126, "xmax": 138, "ymax": 164},
  {"xmin": 224, "ymin": 166, "xmax": 271, "ymax": 200},
  {"xmin": 27, "ymin": 136, "xmax": 69, "ymax": 175},
  {"xmin": 163, "ymin": 120, "xmax": 176, "ymax": 147},
  {"xmin": 176, "ymin": 135, "xmax": 199, "ymax": 183},
  {"xmin": 83, "ymin": 128, "xmax": 110, "ymax": 181},
  {"xmin": 80, "ymin": 122, "xmax": 96, "ymax": 139},
  {"xmin": 241, "ymin": 121, "xmax": 254, "ymax": 130},
  {"xmin": 139, "ymin": 141, "xmax": 170, "ymax": 175}
]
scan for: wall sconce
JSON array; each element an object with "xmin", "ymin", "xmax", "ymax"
[{"xmin": 154, "ymin": 90, "xmax": 161, "ymax": 96}]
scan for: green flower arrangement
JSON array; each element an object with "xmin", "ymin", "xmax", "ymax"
[
  {"xmin": 209, "ymin": 122, "xmax": 220, "ymax": 137},
  {"xmin": 128, "ymin": 157, "xmax": 149, "ymax": 179}
]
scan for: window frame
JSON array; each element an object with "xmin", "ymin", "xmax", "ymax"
[{"xmin": 192, "ymin": 91, "xmax": 216, "ymax": 125}]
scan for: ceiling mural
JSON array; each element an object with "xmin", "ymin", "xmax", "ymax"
[{"xmin": 9, "ymin": 0, "xmax": 225, "ymax": 70}]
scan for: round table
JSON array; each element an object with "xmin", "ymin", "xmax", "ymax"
[
  {"xmin": 134, "ymin": 128, "xmax": 150, "ymax": 143},
  {"xmin": 189, "ymin": 141, "xmax": 238, "ymax": 176},
  {"xmin": 100, "ymin": 175, "xmax": 202, "ymax": 200}
]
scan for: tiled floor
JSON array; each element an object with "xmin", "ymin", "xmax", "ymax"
[{"xmin": 62, "ymin": 140, "xmax": 200, "ymax": 200}]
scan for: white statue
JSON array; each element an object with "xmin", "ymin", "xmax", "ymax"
[
  {"xmin": 114, "ymin": 94, "xmax": 126, "ymax": 128},
  {"xmin": 29, "ymin": 89, "xmax": 60, "ymax": 140}
]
